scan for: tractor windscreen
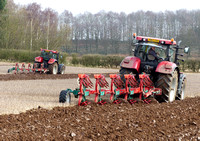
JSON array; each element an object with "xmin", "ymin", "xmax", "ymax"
[
  {"xmin": 49, "ymin": 52, "xmax": 58, "ymax": 59},
  {"xmin": 41, "ymin": 50, "xmax": 49, "ymax": 60},
  {"xmin": 135, "ymin": 43, "xmax": 168, "ymax": 61}
]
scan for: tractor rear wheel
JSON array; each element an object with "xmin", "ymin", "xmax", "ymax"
[
  {"xmin": 119, "ymin": 67, "xmax": 138, "ymax": 83},
  {"xmin": 59, "ymin": 90, "xmax": 71, "ymax": 103},
  {"xmin": 49, "ymin": 63, "xmax": 58, "ymax": 74},
  {"xmin": 155, "ymin": 70, "xmax": 178, "ymax": 102},
  {"xmin": 177, "ymin": 78, "xmax": 186, "ymax": 100}
]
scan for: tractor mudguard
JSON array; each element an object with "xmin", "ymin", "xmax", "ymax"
[
  {"xmin": 120, "ymin": 56, "xmax": 141, "ymax": 72},
  {"xmin": 177, "ymin": 73, "xmax": 186, "ymax": 94},
  {"xmin": 155, "ymin": 61, "xmax": 177, "ymax": 74},
  {"xmin": 35, "ymin": 56, "xmax": 43, "ymax": 63},
  {"xmin": 48, "ymin": 58, "xmax": 57, "ymax": 64}
]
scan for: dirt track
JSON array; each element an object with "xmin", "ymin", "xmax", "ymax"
[{"xmin": 0, "ymin": 63, "xmax": 200, "ymax": 140}]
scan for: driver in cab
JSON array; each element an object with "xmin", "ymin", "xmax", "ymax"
[{"xmin": 148, "ymin": 47, "xmax": 161, "ymax": 61}]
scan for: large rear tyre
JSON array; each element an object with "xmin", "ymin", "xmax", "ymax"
[
  {"xmin": 155, "ymin": 70, "xmax": 178, "ymax": 102},
  {"xmin": 119, "ymin": 67, "xmax": 138, "ymax": 83},
  {"xmin": 49, "ymin": 63, "xmax": 58, "ymax": 74},
  {"xmin": 59, "ymin": 90, "xmax": 71, "ymax": 104},
  {"xmin": 177, "ymin": 78, "xmax": 186, "ymax": 100}
]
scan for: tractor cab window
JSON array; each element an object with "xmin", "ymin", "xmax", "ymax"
[
  {"xmin": 135, "ymin": 44, "xmax": 167, "ymax": 61},
  {"xmin": 49, "ymin": 52, "xmax": 58, "ymax": 59},
  {"xmin": 169, "ymin": 47, "xmax": 175, "ymax": 62},
  {"xmin": 41, "ymin": 51, "xmax": 49, "ymax": 60},
  {"xmin": 154, "ymin": 46, "xmax": 166, "ymax": 59},
  {"xmin": 135, "ymin": 45, "xmax": 149, "ymax": 60}
]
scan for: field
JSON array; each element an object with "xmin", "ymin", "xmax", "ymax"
[{"xmin": 0, "ymin": 63, "xmax": 199, "ymax": 140}]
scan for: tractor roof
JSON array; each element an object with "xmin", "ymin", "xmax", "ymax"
[
  {"xmin": 41, "ymin": 48, "xmax": 58, "ymax": 54},
  {"xmin": 136, "ymin": 36, "xmax": 176, "ymax": 45}
]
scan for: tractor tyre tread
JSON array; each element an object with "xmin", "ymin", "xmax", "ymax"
[
  {"xmin": 155, "ymin": 71, "xmax": 178, "ymax": 103},
  {"xmin": 49, "ymin": 63, "xmax": 58, "ymax": 74},
  {"xmin": 59, "ymin": 90, "xmax": 71, "ymax": 103},
  {"xmin": 177, "ymin": 78, "xmax": 186, "ymax": 100}
]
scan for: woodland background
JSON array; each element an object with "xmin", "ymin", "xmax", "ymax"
[{"xmin": 0, "ymin": 0, "xmax": 200, "ymax": 57}]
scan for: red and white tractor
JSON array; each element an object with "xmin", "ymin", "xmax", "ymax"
[{"xmin": 120, "ymin": 34, "xmax": 189, "ymax": 102}]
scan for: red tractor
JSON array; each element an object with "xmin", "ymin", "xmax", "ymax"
[
  {"xmin": 120, "ymin": 34, "xmax": 189, "ymax": 103},
  {"xmin": 34, "ymin": 49, "xmax": 65, "ymax": 74}
]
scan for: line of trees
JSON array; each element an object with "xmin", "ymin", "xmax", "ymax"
[
  {"xmin": 0, "ymin": 0, "xmax": 200, "ymax": 57},
  {"xmin": 0, "ymin": 0, "xmax": 71, "ymax": 51},
  {"xmin": 65, "ymin": 10, "xmax": 200, "ymax": 56}
]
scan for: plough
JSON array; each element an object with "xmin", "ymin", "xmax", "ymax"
[
  {"xmin": 59, "ymin": 73, "xmax": 162, "ymax": 106},
  {"xmin": 7, "ymin": 63, "xmax": 48, "ymax": 74}
]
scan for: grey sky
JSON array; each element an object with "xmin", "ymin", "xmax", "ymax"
[{"xmin": 13, "ymin": 0, "xmax": 200, "ymax": 15}]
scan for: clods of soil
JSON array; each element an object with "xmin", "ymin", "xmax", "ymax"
[
  {"xmin": 0, "ymin": 73, "xmax": 113, "ymax": 81},
  {"xmin": 0, "ymin": 97, "xmax": 199, "ymax": 140}
]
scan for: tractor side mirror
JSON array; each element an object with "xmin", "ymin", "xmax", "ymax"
[{"xmin": 184, "ymin": 47, "xmax": 190, "ymax": 54}]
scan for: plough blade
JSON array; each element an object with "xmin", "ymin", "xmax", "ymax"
[
  {"xmin": 8, "ymin": 63, "xmax": 48, "ymax": 74},
  {"xmin": 64, "ymin": 73, "xmax": 162, "ymax": 106}
]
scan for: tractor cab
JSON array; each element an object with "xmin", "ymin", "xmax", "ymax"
[
  {"xmin": 134, "ymin": 35, "xmax": 177, "ymax": 63},
  {"xmin": 121, "ymin": 34, "xmax": 177, "ymax": 74},
  {"xmin": 40, "ymin": 49, "xmax": 59, "ymax": 61},
  {"xmin": 41, "ymin": 49, "xmax": 58, "ymax": 61},
  {"xmin": 133, "ymin": 40, "xmax": 176, "ymax": 74}
]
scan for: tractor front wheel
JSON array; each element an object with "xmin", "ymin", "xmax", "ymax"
[
  {"xmin": 59, "ymin": 90, "xmax": 71, "ymax": 104},
  {"xmin": 177, "ymin": 78, "xmax": 186, "ymax": 100},
  {"xmin": 155, "ymin": 70, "xmax": 178, "ymax": 102},
  {"xmin": 48, "ymin": 63, "xmax": 58, "ymax": 74},
  {"xmin": 59, "ymin": 65, "xmax": 65, "ymax": 74}
]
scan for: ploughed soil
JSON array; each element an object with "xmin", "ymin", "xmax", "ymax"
[
  {"xmin": 0, "ymin": 73, "xmax": 113, "ymax": 81},
  {"xmin": 0, "ymin": 97, "xmax": 199, "ymax": 140},
  {"xmin": 0, "ymin": 64, "xmax": 199, "ymax": 140}
]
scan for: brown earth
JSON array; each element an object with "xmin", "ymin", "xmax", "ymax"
[
  {"xmin": 0, "ymin": 97, "xmax": 199, "ymax": 140},
  {"xmin": 0, "ymin": 63, "xmax": 200, "ymax": 140},
  {"xmin": 0, "ymin": 73, "xmax": 113, "ymax": 81}
]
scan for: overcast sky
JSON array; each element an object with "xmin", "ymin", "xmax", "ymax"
[{"xmin": 13, "ymin": 0, "xmax": 200, "ymax": 15}]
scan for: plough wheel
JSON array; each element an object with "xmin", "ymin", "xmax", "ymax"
[
  {"xmin": 49, "ymin": 63, "xmax": 58, "ymax": 74},
  {"xmin": 59, "ymin": 90, "xmax": 71, "ymax": 104},
  {"xmin": 155, "ymin": 70, "xmax": 178, "ymax": 103}
]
